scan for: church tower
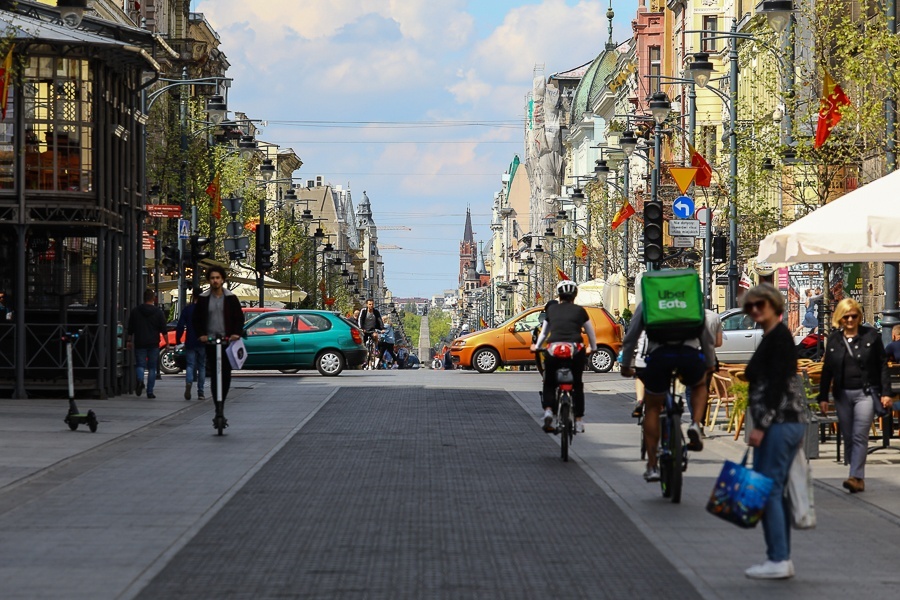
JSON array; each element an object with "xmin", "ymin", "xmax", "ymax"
[{"xmin": 459, "ymin": 208, "xmax": 478, "ymax": 290}]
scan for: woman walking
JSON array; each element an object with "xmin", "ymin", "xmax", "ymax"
[
  {"xmin": 817, "ymin": 298, "xmax": 891, "ymax": 493},
  {"xmin": 744, "ymin": 284, "xmax": 807, "ymax": 579}
]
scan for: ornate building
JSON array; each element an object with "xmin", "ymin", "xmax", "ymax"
[{"xmin": 459, "ymin": 208, "xmax": 479, "ymax": 292}]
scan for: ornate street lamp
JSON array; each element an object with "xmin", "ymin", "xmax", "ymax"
[
  {"xmin": 687, "ymin": 52, "xmax": 714, "ymax": 89},
  {"xmin": 649, "ymin": 91, "xmax": 671, "ymax": 125}
]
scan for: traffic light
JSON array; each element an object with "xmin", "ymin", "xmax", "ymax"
[
  {"xmin": 713, "ymin": 235, "xmax": 727, "ymax": 263},
  {"xmin": 161, "ymin": 244, "xmax": 180, "ymax": 274},
  {"xmin": 256, "ymin": 223, "xmax": 273, "ymax": 272},
  {"xmin": 643, "ymin": 200, "xmax": 664, "ymax": 263},
  {"xmin": 190, "ymin": 235, "xmax": 210, "ymax": 262}
]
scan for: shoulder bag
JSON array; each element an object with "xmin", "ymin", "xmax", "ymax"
[{"xmin": 842, "ymin": 335, "xmax": 888, "ymax": 417}]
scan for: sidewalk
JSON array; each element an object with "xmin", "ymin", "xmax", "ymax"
[{"xmin": 0, "ymin": 376, "xmax": 227, "ymax": 491}]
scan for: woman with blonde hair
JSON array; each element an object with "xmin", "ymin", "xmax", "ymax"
[{"xmin": 817, "ymin": 298, "xmax": 892, "ymax": 493}]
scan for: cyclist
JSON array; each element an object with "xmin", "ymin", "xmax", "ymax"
[
  {"xmin": 620, "ymin": 302, "xmax": 715, "ymax": 482},
  {"xmin": 358, "ymin": 298, "xmax": 384, "ymax": 368},
  {"xmin": 530, "ymin": 280, "xmax": 597, "ymax": 433}
]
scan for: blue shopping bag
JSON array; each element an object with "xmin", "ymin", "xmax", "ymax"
[{"xmin": 706, "ymin": 449, "xmax": 774, "ymax": 529}]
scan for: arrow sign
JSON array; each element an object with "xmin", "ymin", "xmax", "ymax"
[
  {"xmin": 669, "ymin": 166, "xmax": 699, "ymax": 195},
  {"xmin": 673, "ymin": 196, "xmax": 695, "ymax": 219}
]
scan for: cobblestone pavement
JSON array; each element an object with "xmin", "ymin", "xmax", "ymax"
[{"xmin": 137, "ymin": 386, "xmax": 697, "ymax": 599}]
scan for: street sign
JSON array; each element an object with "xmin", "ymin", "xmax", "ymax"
[
  {"xmin": 673, "ymin": 196, "xmax": 694, "ymax": 219},
  {"xmin": 669, "ymin": 166, "xmax": 698, "ymax": 194},
  {"xmin": 146, "ymin": 204, "xmax": 182, "ymax": 218},
  {"xmin": 178, "ymin": 219, "xmax": 190, "ymax": 240},
  {"xmin": 695, "ymin": 206, "xmax": 713, "ymax": 226},
  {"xmin": 226, "ymin": 221, "xmax": 244, "ymax": 237},
  {"xmin": 668, "ymin": 219, "xmax": 701, "ymax": 237},
  {"xmin": 715, "ymin": 275, "xmax": 729, "ymax": 285},
  {"xmin": 672, "ymin": 236, "xmax": 695, "ymax": 248}
]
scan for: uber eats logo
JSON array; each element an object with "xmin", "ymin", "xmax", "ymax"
[{"xmin": 657, "ymin": 290, "xmax": 687, "ymax": 309}]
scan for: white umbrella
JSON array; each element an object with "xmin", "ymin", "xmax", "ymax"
[
  {"xmin": 757, "ymin": 169, "xmax": 900, "ymax": 263},
  {"xmin": 575, "ymin": 279, "xmax": 605, "ymax": 307}
]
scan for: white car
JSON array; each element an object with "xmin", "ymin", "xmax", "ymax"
[{"xmin": 717, "ymin": 308, "xmax": 763, "ymax": 363}]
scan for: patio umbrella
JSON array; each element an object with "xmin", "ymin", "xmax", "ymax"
[{"xmin": 757, "ymin": 169, "xmax": 900, "ymax": 264}]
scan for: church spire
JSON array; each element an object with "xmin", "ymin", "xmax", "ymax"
[{"xmin": 463, "ymin": 207, "xmax": 474, "ymax": 244}]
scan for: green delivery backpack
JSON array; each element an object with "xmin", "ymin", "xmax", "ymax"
[{"xmin": 641, "ymin": 269, "xmax": 705, "ymax": 343}]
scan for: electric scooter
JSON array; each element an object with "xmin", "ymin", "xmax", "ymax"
[
  {"xmin": 211, "ymin": 336, "xmax": 227, "ymax": 435},
  {"xmin": 62, "ymin": 329, "xmax": 98, "ymax": 432}
]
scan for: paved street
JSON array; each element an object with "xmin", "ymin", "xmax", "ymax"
[{"xmin": 1, "ymin": 369, "xmax": 900, "ymax": 599}]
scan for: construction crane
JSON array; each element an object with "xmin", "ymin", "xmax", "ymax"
[
  {"xmin": 380, "ymin": 244, "xmax": 402, "ymax": 250},
  {"xmin": 378, "ymin": 226, "xmax": 411, "ymax": 231}
]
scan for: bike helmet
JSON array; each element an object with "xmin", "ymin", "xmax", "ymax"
[{"xmin": 556, "ymin": 280, "xmax": 578, "ymax": 297}]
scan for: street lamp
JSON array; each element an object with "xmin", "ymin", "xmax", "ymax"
[
  {"xmin": 686, "ymin": 52, "xmax": 714, "ymax": 89},
  {"xmin": 619, "ymin": 129, "xmax": 638, "ymax": 157},
  {"xmin": 57, "ymin": 0, "xmax": 87, "ymax": 28},
  {"xmin": 759, "ymin": 0, "xmax": 793, "ymax": 34},
  {"xmin": 649, "ymin": 91, "xmax": 672, "ymax": 125},
  {"xmin": 205, "ymin": 95, "xmax": 228, "ymax": 125}
]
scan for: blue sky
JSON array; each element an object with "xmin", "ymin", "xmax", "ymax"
[{"xmin": 192, "ymin": 0, "xmax": 638, "ymax": 298}]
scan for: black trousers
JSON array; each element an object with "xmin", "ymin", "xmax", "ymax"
[
  {"xmin": 542, "ymin": 351, "xmax": 586, "ymax": 417},
  {"xmin": 206, "ymin": 342, "xmax": 233, "ymax": 403}
]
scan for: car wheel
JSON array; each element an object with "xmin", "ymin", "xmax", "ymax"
[
  {"xmin": 159, "ymin": 347, "xmax": 181, "ymax": 374},
  {"xmin": 472, "ymin": 348, "xmax": 500, "ymax": 374},
  {"xmin": 316, "ymin": 350, "xmax": 345, "ymax": 376},
  {"xmin": 278, "ymin": 368, "xmax": 301, "ymax": 374},
  {"xmin": 589, "ymin": 347, "xmax": 615, "ymax": 373}
]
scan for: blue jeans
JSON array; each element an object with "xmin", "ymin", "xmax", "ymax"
[
  {"xmin": 185, "ymin": 347, "xmax": 206, "ymax": 393},
  {"xmin": 753, "ymin": 422, "xmax": 805, "ymax": 562},
  {"xmin": 134, "ymin": 347, "xmax": 158, "ymax": 394}
]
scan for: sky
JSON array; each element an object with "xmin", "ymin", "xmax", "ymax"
[{"xmin": 192, "ymin": 0, "xmax": 638, "ymax": 298}]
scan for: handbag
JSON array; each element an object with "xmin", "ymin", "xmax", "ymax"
[
  {"xmin": 706, "ymin": 449, "xmax": 775, "ymax": 529},
  {"xmin": 842, "ymin": 336, "xmax": 888, "ymax": 417},
  {"xmin": 225, "ymin": 338, "xmax": 247, "ymax": 370},
  {"xmin": 786, "ymin": 447, "xmax": 816, "ymax": 529}
]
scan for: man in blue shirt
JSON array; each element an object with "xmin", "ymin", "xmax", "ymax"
[{"xmin": 176, "ymin": 295, "xmax": 206, "ymax": 400}]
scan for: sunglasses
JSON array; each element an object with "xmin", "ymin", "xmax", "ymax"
[
  {"xmin": 841, "ymin": 313, "xmax": 860, "ymax": 321},
  {"xmin": 744, "ymin": 300, "xmax": 768, "ymax": 313}
]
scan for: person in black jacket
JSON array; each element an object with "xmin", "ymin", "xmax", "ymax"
[
  {"xmin": 743, "ymin": 284, "xmax": 807, "ymax": 580},
  {"xmin": 817, "ymin": 298, "xmax": 891, "ymax": 494},
  {"xmin": 126, "ymin": 289, "xmax": 168, "ymax": 398},
  {"xmin": 193, "ymin": 266, "xmax": 244, "ymax": 408}
]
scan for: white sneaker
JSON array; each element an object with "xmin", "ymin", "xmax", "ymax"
[
  {"xmin": 575, "ymin": 421, "xmax": 585, "ymax": 433},
  {"xmin": 542, "ymin": 409, "xmax": 555, "ymax": 432},
  {"xmin": 745, "ymin": 560, "xmax": 794, "ymax": 579},
  {"xmin": 643, "ymin": 467, "xmax": 660, "ymax": 482}
]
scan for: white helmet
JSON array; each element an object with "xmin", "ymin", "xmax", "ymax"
[{"xmin": 556, "ymin": 280, "xmax": 578, "ymax": 296}]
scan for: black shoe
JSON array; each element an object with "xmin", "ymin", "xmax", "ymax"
[
  {"xmin": 147, "ymin": 393, "xmax": 156, "ymax": 399},
  {"xmin": 135, "ymin": 381, "xmax": 144, "ymax": 397},
  {"xmin": 631, "ymin": 403, "xmax": 643, "ymax": 418},
  {"xmin": 686, "ymin": 423, "xmax": 704, "ymax": 452}
]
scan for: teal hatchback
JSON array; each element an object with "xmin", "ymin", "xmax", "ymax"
[{"xmin": 241, "ymin": 310, "xmax": 367, "ymax": 376}]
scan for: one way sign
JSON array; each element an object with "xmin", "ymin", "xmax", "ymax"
[{"xmin": 673, "ymin": 196, "xmax": 694, "ymax": 219}]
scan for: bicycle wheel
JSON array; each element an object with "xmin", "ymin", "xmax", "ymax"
[
  {"xmin": 669, "ymin": 420, "xmax": 683, "ymax": 504},
  {"xmin": 559, "ymin": 396, "xmax": 571, "ymax": 462},
  {"xmin": 659, "ymin": 414, "xmax": 672, "ymax": 498}
]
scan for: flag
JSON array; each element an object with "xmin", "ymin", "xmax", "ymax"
[
  {"xmin": 324, "ymin": 297, "xmax": 336, "ymax": 306},
  {"xmin": 611, "ymin": 201, "xmax": 636, "ymax": 230},
  {"xmin": 575, "ymin": 239, "xmax": 589, "ymax": 260},
  {"xmin": 739, "ymin": 272, "xmax": 753, "ymax": 290},
  {"xmin": 536, "ymin": 291, "xmax": 543, "ymax": 303},
  {"xmin": 318, "ymin": 278, "xmax": 326, "ymax": 294},
  {"xmin": 479, "ymin": 317, "xmax": 487, "ymax": 329},
  {"xmin": 686, "ymin": 142, "xmax": 712, "ymax": 187},
  {"xmin": 556, "ymin": 267, "xmax": 570, "ymax": 281},
  {"xmin": 205, "ymin": 172, "xmax": 222, "ymax": 219},
  {"xmin": 0, "ymin": 45, "xmax": 13, "ymax": 121},
  {"xmin": 245, "ymin": 216, "xmax": 259, "ymax": 232},
  {"xmin": 814, "ymin": 71, "xmax": 851, "ymax": 149},
  {"xmin": 289, "ymin": 251, "xmax": 303, "ymax": 265}
]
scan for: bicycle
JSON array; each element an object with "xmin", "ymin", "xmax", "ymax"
[
  {"xmin": 543, "ymin": 342, "xmax": 583, "ymax": 462},
  {"xmin": 363, "ymin": 330, "xmax": 381, "ymax": 370},
  {"xmin": 658, "ymin": 373, "xmax": 689, "ymax": 503}
]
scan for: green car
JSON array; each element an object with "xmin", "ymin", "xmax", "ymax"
[{"xmin": 241, "ymin": 310, "xmax": 367, "ymax": 376}]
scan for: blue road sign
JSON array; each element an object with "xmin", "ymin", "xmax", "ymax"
[
  {"xmin": 673, "ymin": 196, "xmax": 694, "ymax": 219},
  {"xmin": 178, "ymin": 219, "xmax": 191, "ymax": 240}
]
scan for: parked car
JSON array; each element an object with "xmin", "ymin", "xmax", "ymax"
[
  {"xmin": 717, "ymin": 308, "xmax": 763, "ymax": 363},
  {"xmin": 159, "ymin": 306, "xmax": 278, "ymax": 374},
  {"xmin": 450, "ymin": 305, "xmax": 623, "ymax": 373},
  {"xmin": 241, "ymin": 310, "xmax": 367, "ymax": 376}
]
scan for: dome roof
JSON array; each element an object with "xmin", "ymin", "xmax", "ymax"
[{"xmin": 571, "ymin": 50, "xmax": 620, "ymax": 121}]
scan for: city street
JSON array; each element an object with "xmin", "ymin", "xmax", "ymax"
[{"xmin": 1, "ymin": 369, "xmax": 900, "ymax": 599}]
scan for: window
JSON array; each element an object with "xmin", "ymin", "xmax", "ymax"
[
  {"xmin": 515, "ymin": 311, "xmax": 543, "ymax": 332},
  {"xmin": 649, "ymin": 46, "xmax": 661, "ymax": 91},
  {"xmin": 297, "ymin": 314, "xmax": 331, "ymax": 332},
  {"xmin": 246, "ymin": 316, "xmax": 294, "ymax": 336},
  {"xmin": 25, "ymin": 234, "xmax": 98, "ymax": 308},
  {"xmin": 702, "ymin": 16, "xmax": 718, "ymax": 53},
  {"xmin": 701, "ymin": 126, "xmax": 717, "ymax": 163},
  {"xmin": 721, "ymin": 313, "xmax": 755, "ymax": 331},
  {"xmin": 22, "ymin": 56, "xmax": 94, "ymax": 192}
]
